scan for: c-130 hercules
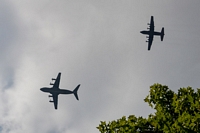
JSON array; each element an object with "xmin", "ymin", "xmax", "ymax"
[
  {"xmin": 140, "ymin": 16, "xmax": 165, "ymax": 50},
  {"xmin": 40, "ymin": 72, "xmax": 80, "ymax": 109}
]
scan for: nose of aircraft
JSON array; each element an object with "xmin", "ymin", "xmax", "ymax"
[{"xmin": 40, "ymin": 88, "xmax": 44, "ymax": 91}]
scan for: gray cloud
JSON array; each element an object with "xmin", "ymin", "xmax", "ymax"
[{"xmin": 0, "ymin": 1, "xmax": 200, "ymax": 133}]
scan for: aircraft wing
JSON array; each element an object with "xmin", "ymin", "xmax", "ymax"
[
  {"xmin": 53, "ymin": 73, "xmax": 61, "ymax": 88},
  {"xmin": 147, "ymin": 34, "xmax": 154, "ymax": 50},
  {"xmin": 149, "ymin": 16, "xmax": 154, "ymax": 31},
  {"xmin": 52, "ymin": 94, "xmax": 58, "ymax": 109}
]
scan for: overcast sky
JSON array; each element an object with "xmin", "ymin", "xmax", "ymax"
[{"xmin": 0, "ymin": 1, "xmax": 200, "ymax": 133}]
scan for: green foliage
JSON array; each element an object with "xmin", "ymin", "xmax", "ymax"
[
  {"xmin": 97, "ymin": 83, "xmax": 200, "ymax": 133},
  {"xmin": 97, "ymin": 115, "xmax": 155, "ymax": 133}
]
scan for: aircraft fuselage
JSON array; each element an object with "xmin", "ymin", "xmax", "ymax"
[
  {"xmin": 40, "ymin": 87, "xmax": 73, "ymax": 95},
  {"xmin": 140, "ymin": 30, "xmax": 161, "ymax": 36}
]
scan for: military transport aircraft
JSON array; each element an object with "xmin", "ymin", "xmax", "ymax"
[
  {"xmin": 140, "ymin": 16, "xmax": 165, "ymax": 50},
  {"xmin": 40, "ymin": 72, "xmax": 80, "ymax": 109}
]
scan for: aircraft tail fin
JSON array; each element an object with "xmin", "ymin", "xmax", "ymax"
[
  {"xmin": 73, "ymin": 84, "xmax": 80, "ymax": 100},
  {"xmin": 160, "ymin": 27, "xmax": 164, "ymax": 41}
]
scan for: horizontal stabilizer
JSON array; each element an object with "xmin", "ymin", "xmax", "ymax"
[
  {"xmin": 160, "ymin": 27, "xmax": 164, "ymax": 41},
  {"xmin": 73, "ymin": 84, "xmax": 80, "ymax": 100}
]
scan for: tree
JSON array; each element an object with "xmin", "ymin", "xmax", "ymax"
[{"xmin": 97, "ymin": 83, "xmax": 200, "ymax": 133}]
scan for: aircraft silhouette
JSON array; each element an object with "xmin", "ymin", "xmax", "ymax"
[
  {"xmin": 140, "ymin": 16, "xmax": 165, "ymax": 50},
  {"xmin": 40, "ymin": 72, "xmax": 80, "ymax": 109}
]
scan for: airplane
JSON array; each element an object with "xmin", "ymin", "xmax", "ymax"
[
  {"xmin": 140, "ymin": 16, "xmax": 165, "ymax": 50},
  {"xmin": 40, "ymin": 72, "xmax": 80, "ymax": 109}
]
